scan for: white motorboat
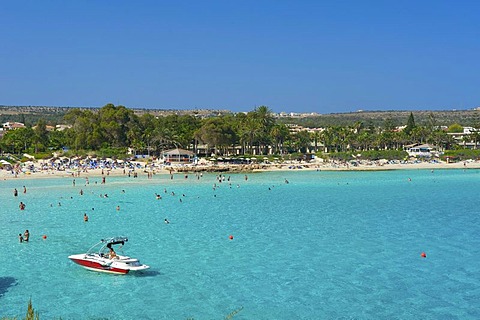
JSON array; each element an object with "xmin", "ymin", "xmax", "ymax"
[{"xmin": 68, "ymin": 237, "xmax": 150, "ymax": 274}]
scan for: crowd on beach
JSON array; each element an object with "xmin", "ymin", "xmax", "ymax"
[
  {"xmin": 4, "ymin": 157, "xmax": 145, "ymax": 175},
  {"xmin": 2, "ymin": 156, "xmax": 480, "ymax": 180}
]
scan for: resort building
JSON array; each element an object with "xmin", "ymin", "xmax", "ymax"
[
  {"xmin": 405, "ymin": 144, "xmax": 439, "ymax": 158},
  {"xmin": 447, "ymin": 127, "xmax": 480, "ymax": 149},
  {"xmin": 162, "ymin": 148, "xmax": 195, "ymax": 164},
  {"xmin": 2, "ymin": 121, "xmax": 25, "ymax": 131}
]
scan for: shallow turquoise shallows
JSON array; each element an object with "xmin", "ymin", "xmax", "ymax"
[{"xmin": 1, "ymin": 169, "xmax": 480, "ymax": 319}]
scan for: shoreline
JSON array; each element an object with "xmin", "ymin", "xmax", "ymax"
[{"xmin": 2, "ymin": 160, "xmax": 479, "ymax": 180}]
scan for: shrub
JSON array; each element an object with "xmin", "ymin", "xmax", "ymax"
[{"xmin": 442, "ymin": 149, "xmax": 480, "ymax": 161}]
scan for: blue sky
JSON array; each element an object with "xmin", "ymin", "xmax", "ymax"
[{"xmin": 1, "ymin": 1, "xmax": 479, "ymax": 113}]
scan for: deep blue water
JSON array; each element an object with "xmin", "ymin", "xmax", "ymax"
[{"xmin": 1, "ymin": 169, "xmax": 480, "ymax": 319}]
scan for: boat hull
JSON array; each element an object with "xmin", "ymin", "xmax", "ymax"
[{"xmin": 69, "ymin": 256, "xmax": 129, "ymax": 274}]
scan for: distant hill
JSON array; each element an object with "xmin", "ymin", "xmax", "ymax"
[
  {"xmin": 0, "ymin": 105, "xmax": 230, "ymax": 126},
  {"xmin": 277, "ymin": 109, "xmax": 480, "ymax": 128},
  {"xmin": 0, "ymin": 105, "xmax": 479, "ymax": 127}
]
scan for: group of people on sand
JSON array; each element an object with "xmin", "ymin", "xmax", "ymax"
[{"xmin": 18, "ymin": 230, "xmax": 29, "ymax": 242}]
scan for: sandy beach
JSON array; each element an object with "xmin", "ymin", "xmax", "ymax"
[{"xmin": 2, "ymin": 158, "xmax": 480, "ymax": 181}]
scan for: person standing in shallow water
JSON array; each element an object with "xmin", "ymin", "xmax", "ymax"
[
  {"xmin": 14, "ymin": 188, "xmax": 18, "ymax": 197},
  {"xmin": 23, "ymin": 230, "xmax": 29, "ymax": 242}
]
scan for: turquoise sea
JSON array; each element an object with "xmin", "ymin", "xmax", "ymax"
[{"xmin": 1, "ymin": 169, "xmax": 480, "ymax": 319}]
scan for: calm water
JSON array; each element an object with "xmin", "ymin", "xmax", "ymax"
[{"xmin": 1, "ymin": 169, "xmax": 480, "ymax": 319}]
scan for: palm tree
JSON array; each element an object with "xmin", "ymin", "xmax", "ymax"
[
  {"xmin": 472, "ymin": 131, "xmax": 480, "ymax": 150},
  {"xmin": 270, "ymin": 124, "xmax": 290, "ymax": 155},
  {"xmin": 245, "ymin": 106, "xmax": 275, "ymax": 155},
  {"xmin": 320, "ymin": 127, "xmax": 335, "ymax": 153}
]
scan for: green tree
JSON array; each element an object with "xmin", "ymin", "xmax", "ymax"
[
  {"xmin": 2, "ymin": 127, "xmax": 34, "ymax": 154},
  {"xmin": 48, "ymin": 129, "xmax": 67, "ymax": 150},
  {"xmin": 195, "ymin": 117, "xmax": 236, "ymax": 155},
  {"xmin": 447, "ymin": 123, "xmax": 464, "ymax": 133},
  {"xmin": 33, "ymin": 119, "xmax": 49, "ymax": 152},
  {"xmin": 242, "ymin": 106, "xmax": 274, "ymax": 155},
  {"xmin": 404, "ymin": 112, "xmax": 416, "ymax": 135},
  {"xmin": 270, "ymin": 124, "xmax": 290, "ymax": 154},
  {"xmin": 469, "ymin": 130, "xmax": 480, "ymax": 149},
  {"xmin": 293, "ymin": 130, "xmax": 312, "ymax": 153}
]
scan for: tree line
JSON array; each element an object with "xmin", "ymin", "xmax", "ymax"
[{"xmin": 0, "ymin": 104, "xmax": 478, "ymax": 160}]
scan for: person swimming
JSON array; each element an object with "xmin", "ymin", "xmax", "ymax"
[{"xmin": 164, "ymin": 218, "xmax": 170, "ymax": 224}]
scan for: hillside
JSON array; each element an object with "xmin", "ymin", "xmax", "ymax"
[
  {"xmin": 0, "ymin": 105, "xmax": 479, "ymax": 128},
  {"xmin": 277, "ymin": 109, "xmax": 480, "ymax": 128}
]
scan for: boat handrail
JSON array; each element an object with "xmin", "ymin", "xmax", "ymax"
[{"xmin": 85, "ymin": 237, "xmax": 128, "ymax": 254}]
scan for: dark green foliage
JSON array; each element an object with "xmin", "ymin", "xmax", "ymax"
[
  {"xmin": 358, "ymin": 150, "xmax": 408, "ymax": 160},
  {"xmin": 404, "ymin": 112, "xmax": 416, "ymax": 135},
  {"xmin": 326, "ymin": 152, "xmax": 355, "ymax": 161},
  {"xmin": 324, "ymin": 150, "xmax": 408, "ymax": 161},
  {"xmin": 1, "ymin": 105, "xmax": 480, "ymax": 160},
  {"xmin": 442, "ymin": 149, "xmax": 480, "ymax": 161},
  {"xmin": 447, "ymin": 123, "xmax": 464, "ymax": 133}
]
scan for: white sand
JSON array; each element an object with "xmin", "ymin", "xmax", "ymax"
[{"xmin": 2, "ymin": 159, "xmax": 479, "ymax": 181}]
